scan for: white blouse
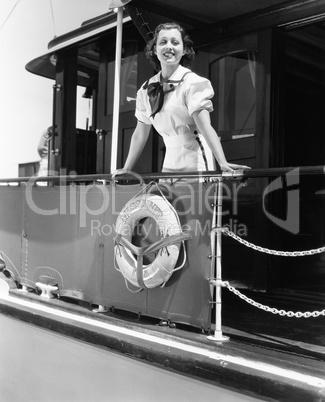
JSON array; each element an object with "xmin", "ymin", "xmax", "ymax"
[{"xmin": 135, "ymin": 65, "xmax": 216, "ymax": 173}]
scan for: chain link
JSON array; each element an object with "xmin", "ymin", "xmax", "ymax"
[
  {"xmin": 223, "ymin": 281, "xmax": 325, "ymax": 318},
  {"xmin": 218, "ymin": 228, "xmax": 325, "ymax": 257}
]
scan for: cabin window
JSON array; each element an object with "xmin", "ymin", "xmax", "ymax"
[
  {"xmin": 76, "ymin": 42, "xmax": 99, "ymax": 131},
  {"xmin": 106, "ymin": 40, "xmax": 138, "ymax": 114},
  {"xmin": 76, "ymin": 86, "xmax": 93, "ymax": 130},
  {"xmin": 210, "ymin": 51, "xmax": 257, "ymax": 141}
]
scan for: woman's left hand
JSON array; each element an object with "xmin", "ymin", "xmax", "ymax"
[{"xmin": 219, "ymin": 162, "xmax": 251, "ymax": 173}]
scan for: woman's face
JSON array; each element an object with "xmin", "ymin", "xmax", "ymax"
[{"xmin": 155, "ymin": 28, "xmax": 185, "ymax": 68}]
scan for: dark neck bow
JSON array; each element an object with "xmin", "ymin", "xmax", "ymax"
[
  {"xmin": 146, "ymin": 81, "xmax": 165, "ymax": 119},
  {"xmin": 144, "ymin": 71, "xmax": 192, "ymax": 119}
]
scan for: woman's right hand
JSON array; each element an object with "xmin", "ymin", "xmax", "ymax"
[{"xmin": 111, "ymin": 168, "xmax": 128, "ymax": 179}]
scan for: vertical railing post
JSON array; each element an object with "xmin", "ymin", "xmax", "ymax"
[{"xmin": 208, "ymin": 177, "xmax": 229, "ymax": 342}]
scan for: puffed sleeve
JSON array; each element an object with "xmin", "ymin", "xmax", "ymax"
[
  {"xmin": 184, "ymin": 76, "xmax": 214, "ymax": 116},
  {"xmin": 135, "ymin": 87, "xmax": 151, "ymax": 125}
]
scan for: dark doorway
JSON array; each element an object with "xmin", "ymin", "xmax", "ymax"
[
  {"xmin": 283, "ymin": 21, "xmax": 325, "ymax": 167},
  {"xmin": 271, "ymin": 21, "xmax": 325, "ymax": 294}
]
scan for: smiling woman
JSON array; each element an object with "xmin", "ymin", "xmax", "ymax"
[{"xmin": 113, "ymin": 22, "xmax": 249, "ymax": 180}]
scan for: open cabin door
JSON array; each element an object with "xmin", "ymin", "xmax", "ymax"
[
  {"xmin": 95, "ymin": 26, "xmax": 156, "ymax": 174},
  {"xmin": 270, "ymin": 20, "xmax": 325, "ymax": 295}
]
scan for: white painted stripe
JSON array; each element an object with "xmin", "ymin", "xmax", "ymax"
[{"xmin": 1, "ymin": 285, "xmax": 324, "ymax": 390}]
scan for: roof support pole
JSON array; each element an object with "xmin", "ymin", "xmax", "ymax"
[{"xmin": 110, "ymin": 6, "xmax": 123, "ymax": 173}]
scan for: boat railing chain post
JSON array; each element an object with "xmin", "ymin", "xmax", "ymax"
[{"xmin": 207, "ymin": 177, "xmax": 229, "ymax": 342}]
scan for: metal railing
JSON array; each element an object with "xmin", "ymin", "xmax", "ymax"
[
  {"xmin": 0, "ymin": 164, "xmax": 324, "ymax": 185},
  {"xmin": 1, "ymin": 165, "xmax": 324, "ymax": 341},
  {"xmin": 206, "ymin": 166, "xmax": 325, "ymax": 341}
]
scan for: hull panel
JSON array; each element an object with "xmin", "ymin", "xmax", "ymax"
[{"xmin": 0, "ymin": 182, "xmax": 214, "ymax": 329}]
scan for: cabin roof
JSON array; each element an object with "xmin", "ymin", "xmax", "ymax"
[
  {"xmin": 126, "ymin": 0, "xmax": 289, "ymax": 26},
  {"xmin": 25, "ymin": 11, "xmax": 131, "ymax": 80},
  {"xmin": 25, "ymin": 0, "xmax": 320, "ymax": 79}
]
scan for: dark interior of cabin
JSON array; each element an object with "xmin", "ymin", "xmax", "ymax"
[{"xmin": 269, "ymin": 21, "xmax": 325, "ymax": 294}]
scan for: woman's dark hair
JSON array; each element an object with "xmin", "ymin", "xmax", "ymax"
[{"xmin": 146, "ymin": 22, "xmax": 195, "ymax": 71}]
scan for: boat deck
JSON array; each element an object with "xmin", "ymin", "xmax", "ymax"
[{"xmin": 0, "ymin": 277, "xmax": 324, "ymax": 401}]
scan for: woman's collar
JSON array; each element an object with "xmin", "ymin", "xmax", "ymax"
[{"xmin": 159, "ymin": 65, "xmax": 189, "ymax": 83}]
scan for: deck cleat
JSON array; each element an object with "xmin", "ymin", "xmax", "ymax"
[
  {"xmin": 93, "ymin": 305, "xmax": 109, "ymax": 313},
  {"xmin": 36, "ymin": 282, "xmax": 58, "ymax": 299}
]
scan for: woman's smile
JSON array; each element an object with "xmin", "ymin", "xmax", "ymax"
[
  {"xmin": 163, "ymin": 50, "xmax": 175, "ymax": 58},
  {"xmin": 155, "ymin": 28, "xmax": 185, "ymax": 67}
]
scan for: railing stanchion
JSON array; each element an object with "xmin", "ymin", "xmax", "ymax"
[{"xmin": 208, "ymin": 177, "xmax": 229, "ymax": 342}]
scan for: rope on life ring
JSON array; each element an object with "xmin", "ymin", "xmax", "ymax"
[{"xmin": 114, "ymin": 193, "xmax": 192, "ymax": 291}]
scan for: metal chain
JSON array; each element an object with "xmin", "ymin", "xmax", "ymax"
[
  {"xmin": 219, "ymin": 228, "xmax": 325, "ymax": 257},
  {"xmin": 223, "ymin": 281, "xmax": 325, "ymax": 318}
]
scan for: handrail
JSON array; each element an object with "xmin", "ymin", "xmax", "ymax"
[
  {"xmin": 240, "ymin": 165, "xmax": 325, "ymax": 178},
  {"xmin": 0, "ymin": 165, "xmax": 324, "ymax": 184},
  {"xmin": 2, "ymin": 164, "xmax": 324, "ymax": 340}
]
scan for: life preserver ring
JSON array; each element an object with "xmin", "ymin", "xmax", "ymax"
[{"xmin": 114, "ymin": 194, "xmax": 187, "ymax": 289}]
